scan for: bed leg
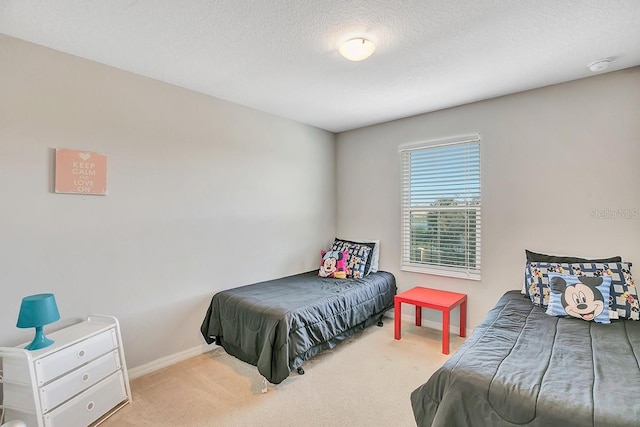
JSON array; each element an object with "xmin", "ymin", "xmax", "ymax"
[
  {"xmin": 377, "ymin": 316, "xmax": 384, "ymax": 327},
  {"xmin": 261, "ymin": 376, "xmax": 268, "ymax": 394},
  {"xmin": 297, "ymin": 367, "xmax": 305, "ymax": 375}
]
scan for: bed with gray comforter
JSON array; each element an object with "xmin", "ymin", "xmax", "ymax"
[
  {"xmin": 200, "ymin": 270, "xmax": 396, "ymax": 384},
  {"xmin": 411, "ymin": 290, "xmax": 640, "ymax": 427}
]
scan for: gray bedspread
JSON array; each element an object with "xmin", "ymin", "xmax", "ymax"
[
  {"xmin": 411, "ymin": 290, "xmax": 640, "ymax": 427},
  {"xmin": 200, "ymin": 270, "xmax": 396, "ymax": 384}
]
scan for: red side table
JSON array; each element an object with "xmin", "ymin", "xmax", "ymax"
[{"xmin": 394, "ymin": 286, "xmax": 467, "ymax": 354}]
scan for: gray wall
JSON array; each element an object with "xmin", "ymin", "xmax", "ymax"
[
  {"xmin": 2, "ymin": 32, "xmax": 639, "ymax": 373},
  {"xmin": 336, "ymin": 67, "xmax": 640, "ymax": 330},
  {"xmin": 0, "ymin": 35, "xmax": 336, "ymax": 369}
]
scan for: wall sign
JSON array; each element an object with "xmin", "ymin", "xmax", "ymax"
[{"xmin": 55, "ymin": 149, "xmax": 108, "ymax": 195}]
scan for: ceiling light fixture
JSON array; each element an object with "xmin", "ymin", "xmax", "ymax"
[
  {"xmin": 339, "ymin": 38, "xmax": 375, "ymax": 62},
  {"xmin": 587, "ymin": 59, "xmax": 611, "ymax": 72}
]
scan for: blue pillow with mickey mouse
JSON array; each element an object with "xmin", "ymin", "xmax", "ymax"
[{"xmin": 546, "ymin": 273, "xmax": 611, "ymax": 324}]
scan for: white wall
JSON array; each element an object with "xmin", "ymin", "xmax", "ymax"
[
  {"xmin": 0, "ymin": 35, "xmax": 336, "ymax": 369},
  {"xmin": 336, "ymin": 67, "xmax": 640, "ymax": 330}
]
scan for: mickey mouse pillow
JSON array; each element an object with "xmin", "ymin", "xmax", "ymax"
[{"xmin": 546, "ymin": 273, "xmax": 611, "ymax": 324}]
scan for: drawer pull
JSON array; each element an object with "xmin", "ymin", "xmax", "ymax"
[
  {"xmin": 82, "ymin": 373, "xmax": 90, "ymax": 382},
  {"xmin": 87, "ymin": 401, "xmax": 95, "ymax": 411},
  {"xmin": 78, "ymin": 349, "xmax": 86, "ymax": 358}
]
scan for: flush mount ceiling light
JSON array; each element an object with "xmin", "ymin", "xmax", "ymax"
[
  {"xmin": 339, "ymin": 38, "xmax": 375, "ymax": 61},
  {"xmin": 588, "ymin": 59, "xmax": 612, "ymax": 72}
]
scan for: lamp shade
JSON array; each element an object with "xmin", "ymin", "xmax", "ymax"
[{"xmin": 17, "ymin": 293, "xmax": 60, "ymax": 350}]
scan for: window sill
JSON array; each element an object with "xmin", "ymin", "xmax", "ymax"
[{"xmin": 400, "ymin": 264, "xmax": 481, "ymax": 281}]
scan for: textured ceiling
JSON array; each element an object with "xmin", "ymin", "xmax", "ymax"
[{"xmin": 1, "ymin": 1, "xmax": 639, "ymax": 132}]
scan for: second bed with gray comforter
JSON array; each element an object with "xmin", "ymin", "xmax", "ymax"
[{"xmin": 411, "ymin": 290, "xmax": 640, "ymax": 427}]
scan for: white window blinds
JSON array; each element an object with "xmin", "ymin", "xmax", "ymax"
[{"xmin": 400, "ymin": 135, "xmax": 481, "ymax": 279}]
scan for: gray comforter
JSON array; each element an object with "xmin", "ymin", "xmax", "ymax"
[
  {"xmin": 411, "ymin": 290, "xmax": 640, "ymax": 427},
  {"xmin": 200, "ymin": 270, "xmax": 396, "ymax": 384}
]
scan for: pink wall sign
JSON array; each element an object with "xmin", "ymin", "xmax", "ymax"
[{"xmin": 55, "ymin": 149, "xmax": 108, "ymax": 195}]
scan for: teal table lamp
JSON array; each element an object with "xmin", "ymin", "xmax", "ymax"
[{"xmin": 16, "ymin": 293, "xmax": 60, "ymax": 350}]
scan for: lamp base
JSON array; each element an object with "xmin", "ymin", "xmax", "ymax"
[{"xmin": 24, "ymin": 325, "xmax": 55, "ymax": 351}]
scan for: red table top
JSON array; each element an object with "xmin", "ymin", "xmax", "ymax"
[{"xmin": 395, "ymin": 286, "xmax": 466, "ymax": 308}]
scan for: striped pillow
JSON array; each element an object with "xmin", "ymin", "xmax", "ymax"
[
  {"xmin": 525, "ymin": 262, "xmax": 637, "ymax": 320},
  {"xmin": 546, "ymin": 273, "xmax": 611, "ymax": 324}
]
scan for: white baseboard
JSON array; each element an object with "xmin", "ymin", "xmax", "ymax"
[
  {"xmin": 410, "ymin": 316, "xmax": 470, "ymax": 336},
  {"xmin": 384, "ymin": 310, "xmax": 470, "ymax": 336},
  {"xmin": 127, "ymin": 343, "xmax": 217, "ymax": 380}
]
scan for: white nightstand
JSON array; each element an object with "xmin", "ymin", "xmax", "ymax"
[{"xmin": 0, "ymin": 315, "xmax": 131, "ymax": 427}]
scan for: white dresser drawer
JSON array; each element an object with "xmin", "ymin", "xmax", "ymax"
[
  {"xmin": 44, "ymin": 371, "xmax": 127, "ymax": 427},
  {"xmin": 35, "ymin": 328, "xmax": 117, "ymax": 386},
  {"xmin": 39, "ymin": 349, "xmax": 121, "ymax": 413}
]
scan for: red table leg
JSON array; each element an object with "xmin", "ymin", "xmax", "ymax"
[
  {"xmin": 460, "ymin": 300, "xmax": 467, "ymax": 337},
  {"xmin": 442, "ymin": 309, "xmax": 450, "ymax": 355},
  {"xmin": 415, "ymin": 306, "xmax": 422, "ymax": 326},
  {"xmin": 394, "ymin": 298, "xmax": 401, "ymax": 340}
]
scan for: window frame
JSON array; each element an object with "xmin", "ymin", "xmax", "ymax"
[{"xmin": 399, "ymin": 134, "xmax": 482, "ymax": 280}]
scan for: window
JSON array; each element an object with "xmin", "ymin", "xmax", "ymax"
[{"xmin": 400, "ymin": 135, "xmax": 481, "ymax": 279}]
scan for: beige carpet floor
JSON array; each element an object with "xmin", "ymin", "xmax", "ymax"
[{"xmin": 102, "ymin": 319, "xmax": 465, "ymax": 427}]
